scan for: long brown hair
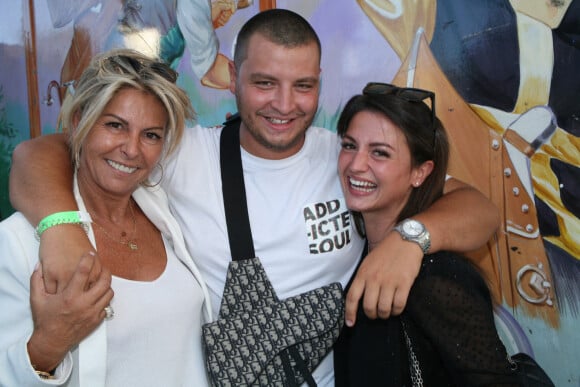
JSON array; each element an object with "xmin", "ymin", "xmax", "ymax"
[{"xmin": 337, "ymin": 91, "xmax": 449, "ymax": 236}]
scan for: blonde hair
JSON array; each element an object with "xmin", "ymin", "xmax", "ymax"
[{"xmin": 58, "ymin": 48, "xmax": 195, "ymax": 166}]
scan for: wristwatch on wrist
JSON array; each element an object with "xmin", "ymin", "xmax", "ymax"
[{"xmin": 394, "ymin": 218, "xmax": 431, "ymax": 254}]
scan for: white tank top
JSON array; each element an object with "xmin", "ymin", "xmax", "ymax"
[{"xmin": 105, "ymin": 235, "xmax": 207, "ymax": 386}]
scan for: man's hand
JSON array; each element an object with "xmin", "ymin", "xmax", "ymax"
[
  {"xmin": 39, "ymin": 224, "xmax": 99, "ymax": 293},
  {"xmin": 27, "ymin": 252, "xmax": 113, "ymax": 372},
  {"xmin": 344, "ymin": 178, "xmax": 500, "ymax": 326},
  {"xmin": 345, "ymin": 231, "xmax": 422, "ymax": 327}
]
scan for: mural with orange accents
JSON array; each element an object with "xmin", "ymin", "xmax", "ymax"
[{"xmin": 1, "ymin": 1, "xmax": 578, "ymax": 384}]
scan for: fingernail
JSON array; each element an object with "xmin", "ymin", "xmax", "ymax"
[{"xmin": 346, "ymin": 320, "xmax": 353, "ymax": 327}]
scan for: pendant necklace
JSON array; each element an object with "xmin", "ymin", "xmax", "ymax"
[{"xmin": 92, "ymin": 201, "xmax": 138, "ymax": 251}]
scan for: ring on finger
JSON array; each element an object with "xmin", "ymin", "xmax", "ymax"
[{"xmin": 104, "ymin": 305, "xmax": 114, "ymax": 320}]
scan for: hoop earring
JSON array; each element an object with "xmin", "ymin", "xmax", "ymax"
[{"xmin": 142, "ymin": 163, "xmax": 164, "ymax": 188}]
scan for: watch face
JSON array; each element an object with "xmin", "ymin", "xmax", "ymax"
[{"xmin": 402, "ymin": 220, "xmax": 424, "ymax": 237}]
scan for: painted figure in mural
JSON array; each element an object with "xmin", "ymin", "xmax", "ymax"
[
  {"xmin": 332, "ymin": 84, "xmax": 552, "ymax": 386},
  {"xmin": 0, "ymin": 49, "xmax": 211, "ymax": 385},
  {"xmin": 47, "ymin": 0, "xmax": 183, "ymax": 101},
  {"xmin": 10, "ymin": 9, "xmax": 500, "ymax": 385},
  {"xmin": 358, "ymin": 0, "xmax": 580, "ymax": 322},
  {"xmin": 177, "ymin": 0, "xmax": 254, "ymax": 89},
  {"xmin": 46, "ymin": 0, "xmax": 251, "ymax": 104}
]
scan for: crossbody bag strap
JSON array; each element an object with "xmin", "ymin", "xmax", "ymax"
[
  {"xmin": 218, "ymin": 114, "xmax": 317, "ymax": 387},
  {"xmin": 219, "ymin": 114, "xmax": 256, "ymax": 261}
]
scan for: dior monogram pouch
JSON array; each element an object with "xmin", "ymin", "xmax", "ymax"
[{"xmin": 202, "ymin": 258, "xmax": 344, "ymax": 386}]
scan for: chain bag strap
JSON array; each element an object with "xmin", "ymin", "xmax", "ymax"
[
  {"xmin": 201, "ymin": 115, "xmax": 345, "ymax": 386},
  {"xmin": 401, "ymin": 318, "xmax": 423, "ymax": 387},
  {"xmin": 401, "ymin": 318, "xmax": 554, "ymax": 386}
]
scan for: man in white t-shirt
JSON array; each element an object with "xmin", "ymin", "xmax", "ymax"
[{"xmin": 10, "ymin": 9, "xmax": 500, "ymax": 386}]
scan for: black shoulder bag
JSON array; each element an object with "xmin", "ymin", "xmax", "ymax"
[{"xmin": 201, "ymin": 115, "xmax": 345, "ymax": 386}]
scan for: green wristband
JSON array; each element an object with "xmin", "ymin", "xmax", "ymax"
[{"xmin": 35, "ymin": 211, "xmax": 92, "ymax": 240}]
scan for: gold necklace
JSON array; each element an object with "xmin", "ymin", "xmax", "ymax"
[{"xmin": 91, "ymin": 201, "xmax": 138, "ymax": 251}]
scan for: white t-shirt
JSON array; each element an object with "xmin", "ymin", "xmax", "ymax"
[{"xmin": 163, "ymin": 124, "xmax": 365, "ymax": 386}]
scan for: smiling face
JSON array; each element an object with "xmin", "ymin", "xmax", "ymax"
[
  {"xmin": 230, "ymin": 33, "xmax": 321, "ymax": 160},
  {"xmin": 338, "ymin": 110, "xmax": 432, "ymax": 221},
  {"xmin": 77, "ymin": 88, "xmax": 167, "ymax": 200}
]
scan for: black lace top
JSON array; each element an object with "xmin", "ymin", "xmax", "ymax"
[{"xmin": 334, "ymin": 251, "xmax": 521, "ymax": 386}]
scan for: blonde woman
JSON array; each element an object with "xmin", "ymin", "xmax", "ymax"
[{"xmin": 0, "ymin": 49, "xmax": 211, "ymax": 386}]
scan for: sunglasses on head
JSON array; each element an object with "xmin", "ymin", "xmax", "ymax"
[
  {"xmin": 107, "ymin": 55, "xmax": 178, "ymax": 84},
  {"xmin": 363, "ymin": 82, "xmax": 436, "ymax": 133}
]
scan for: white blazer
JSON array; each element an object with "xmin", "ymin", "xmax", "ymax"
[{"xmin": 0, "ymin": 182, "xmax": 212, "ymax": 386}]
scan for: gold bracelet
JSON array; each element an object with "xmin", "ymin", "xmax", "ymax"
[{"xmin": 35, "ymin": 370, "xmax": 55, "ymax": 380}]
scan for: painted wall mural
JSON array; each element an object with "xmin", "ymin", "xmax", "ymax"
[{"xmin": 1, "ymin": 0, "xmax": 578, "ymax": 384}]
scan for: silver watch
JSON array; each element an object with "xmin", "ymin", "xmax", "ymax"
[{"xmin": 394, "ymin": 218, "xmax": 431, "ymax": 254}]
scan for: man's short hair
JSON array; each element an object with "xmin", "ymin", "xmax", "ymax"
[{"xmin": 233, "ymin": 9, "xmax": 321, "ymax": 70}]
